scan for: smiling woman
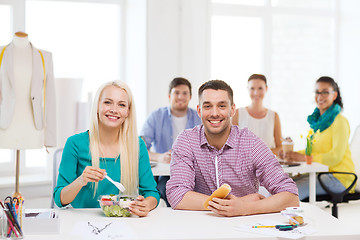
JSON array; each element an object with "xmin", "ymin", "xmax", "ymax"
[
  {"xmin": 98, "ymin": 86, "xmax": 130, "ymax": 133},
  {"xmin": 280, "ymin": 76, "xmax": 355, "ymax": 201},
  {"xmin": 232, "ymin": 74, "xmax": 283, "ymax": 156},
  {"xmin": 53, "ymin": 81, "xmax": 160, "ymax": 217}
]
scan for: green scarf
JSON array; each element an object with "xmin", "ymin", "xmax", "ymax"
[{"xmin": 307, "ymin": 103, "xmax": 341, "ymax": 132}]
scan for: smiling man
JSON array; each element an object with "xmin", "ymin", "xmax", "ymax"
[
  {"xmin": 141, "ymin": 77, "xmax": 201, "ymax": 206},
  {"xmin": 166, "ymin": 80, "xmax": 299, "ymax": 216}
]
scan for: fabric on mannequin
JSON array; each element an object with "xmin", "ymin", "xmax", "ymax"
[{"xmin": 0, "ymin": 33, "xmax": 56, "ymax": 148}]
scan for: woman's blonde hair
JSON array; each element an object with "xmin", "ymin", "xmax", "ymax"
[{"xmin": 89, "ymin": 81, "xmax": 139, "ymax": 196}]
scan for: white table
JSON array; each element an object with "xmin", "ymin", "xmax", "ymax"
[
  {"xmin": 282, "ymin": 162, "xmax": 328, "ymax": 204},
  {"xmin": 23, "ymin": 203, "xmax": 360, "ymax": 239},
  {"xmin": 151, "ymin": 162, "xmax": 328, "ymax": 204}
]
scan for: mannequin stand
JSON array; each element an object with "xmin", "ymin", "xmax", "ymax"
[{"xmin": 13, "ymin": 150, "xmax": 22, "ymax": 198}]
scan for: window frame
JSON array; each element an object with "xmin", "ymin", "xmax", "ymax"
[
  {"xmin": 0, "ymin": 0, "xmax": 124, "ymax": 178},
  {"xmin": 210, "ymin": 0, "xmax": 339, "ymax": 148}
]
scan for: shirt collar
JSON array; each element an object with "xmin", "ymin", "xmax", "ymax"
[
  {"xmin": 167, "ymin": 106, "xmax": 172, "ymax": 117},
  {"xmin": 168, "ymin": 106, "xmax": 191, "ymax": 118},
  {"xmin": 200, "ymin": 125, "xmax": 236, "ymax": 150}
]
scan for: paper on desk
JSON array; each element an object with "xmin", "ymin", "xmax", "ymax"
[
  {"xmin": 70, "ymin": 221, "xmax": 137, "ymax": 240},
  {"xmin": 234, "ymin": 220, "xmax": 317, "ymax": 239}
]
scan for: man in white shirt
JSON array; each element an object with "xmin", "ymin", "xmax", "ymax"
[{"xmin": 141, "ymin": 77, "xmax": 201, "ymax": 206}]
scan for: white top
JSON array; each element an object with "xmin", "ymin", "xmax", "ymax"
[
  {"xmin": 238, "ymin": 107, "xmax": 275, "ymax": 149},
  {"xmin": 172, "ymin": 114, "xmax": 187, "ymax": 142}
]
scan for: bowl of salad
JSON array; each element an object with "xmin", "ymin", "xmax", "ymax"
[{"xmin": 99, "ymin": 194, "xmax": 135, "ymax": 217}]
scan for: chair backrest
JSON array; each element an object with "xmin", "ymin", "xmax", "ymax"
[
  {"xmin": 50, "ymin": 148, "xmax": 64, "ymax": 208},
  {"xmin": 350, "ymin": 125, "xmax": 360, "ymax": 192}
]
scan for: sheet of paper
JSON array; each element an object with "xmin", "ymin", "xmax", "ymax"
[
  {"xmin": 70, "ymin": 221, "xmax": 137, "ymax": 240},
  {"xmin": 234, "ymin": 220, "xmax": 317, "ymax": 239}
]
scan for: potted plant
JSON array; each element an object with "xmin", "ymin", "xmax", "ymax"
[{"xmin": 303, "ymin": 129, "xmax": 318, "ymax": 164}]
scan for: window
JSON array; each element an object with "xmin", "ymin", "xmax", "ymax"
[
  {"xmin": 0, "ymin": 0, "xmax": 123, "ymax": 177},
  {"xmin": 212, "ymin": 0, "xmax": 265, "ymax": 6},
  {"xmin": 26, "ymin": 0, "xmax": 122, "ymax": 99},
  {"xmin": 211, "ymin": 1, "xmax": 336, "ymax": 149},
  {"xmin": 271, "ymin": 14, "xmax": 335, "ymax": 146},
  {"xmin": 211, "ymin": 16, "xmax": 262, "ymax": 108},
  {"xmin": 0, "ymin": 3, "xmax": 14, "ymax": 172},
  {"xmin": 272, "ymin": 0, "xmax": 335, "ymax": 10},
  {"xmin": 0, "ymin": 4, "xmax": 11, "ymax": 43}
]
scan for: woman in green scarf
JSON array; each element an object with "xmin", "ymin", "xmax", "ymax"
[{"xmin": 281, "ymin": 76, "xmax": 355, "ymax": 200}]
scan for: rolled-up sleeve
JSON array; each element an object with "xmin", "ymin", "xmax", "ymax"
[
  {"xmin": 166, "ymin": 132, "xmax": 196, "ymax": 208},
  {"xmin": 252, "ymin": 137, "xmax": 298, "ymax": 196}
]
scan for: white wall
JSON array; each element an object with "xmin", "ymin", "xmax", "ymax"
[
  {"xmin": 146, "ymin": 0, "xmax": 181, "ymax": 115},
  {"xmin": 124, "ymin": 0, "xmax": 147, "ymax": 131},
  {"xmin": 339, "ymin": 0, "xmax": 360, "ymax": 137},
  {"xmin": 143, "ymin": 0, "xmax": 360, "ymax": 138},
  {"xmin": 142, "ymin": 0, "xmax": 209, "ymax": 126}
]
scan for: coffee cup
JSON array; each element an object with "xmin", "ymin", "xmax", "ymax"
[{"xmin": 282, "ymin": 141, "xmax": 294, "ymax": 161}]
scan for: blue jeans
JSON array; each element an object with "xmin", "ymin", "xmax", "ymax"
[
  {"xmin": 295, "ymin": 174, "xmax": 346, "ymax": 201},
  {"xmin": 156, "ymin": 176, "xmax": 171, "ymax": 207}
]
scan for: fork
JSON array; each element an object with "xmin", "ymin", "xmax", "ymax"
[{"xmin": 105, "ymin": 175, "xmax": 126, "ymax": 192}]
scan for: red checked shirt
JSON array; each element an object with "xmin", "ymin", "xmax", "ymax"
[{"xmin": 166, "ymin": 125, "xmax": 299, "ymax": 208}]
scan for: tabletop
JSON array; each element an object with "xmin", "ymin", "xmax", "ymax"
[
  {"xmin": 151, "ymin": 161, "xmax": 329, "ymax": 176},
  {"xmin": 22, "ymin": 202, "xmax": 360, "ymax": 240}
]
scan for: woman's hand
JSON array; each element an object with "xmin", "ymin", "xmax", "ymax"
[
  {"xmin": 129, "ymin": 196, "xmax": 157, "ymax": 217},
  {"xmin": 60, "ymin": 166, "xmax": 105, "ymax": 206},
  {"xmin": 284, "ymin": 151, "xmax": 305, "ymax": 162},
  {"xmin": 279, "ymin": 150, "xmax": 305, "ymax": 162},
  {"xmin": 278, "ymin": 150, "xmax": 285, "ymax": 159},
  {"xmin": 78, "ymin": 166, "xmax": 106, "ymax": 186}
]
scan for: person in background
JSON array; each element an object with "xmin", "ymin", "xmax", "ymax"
[
  {"xmin": 166, "ymin": 80, "xmax": 299, "ymax": 216},
  {"xmin": 54, "ymin": 81, "xmax": 160, "ymax": 216},
  {"xmin": 232, "ymin": 74, "xmax": 282, "ymax": 155},
  {"xmin": 140, "ymin": 77, "xmax": 201, "ymax": 206},
  {"xmin": 280, "ymin": 76, "xmax": 355, "ymax": 200}
]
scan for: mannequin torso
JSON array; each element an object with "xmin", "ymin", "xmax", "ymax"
[{"xmin": 0, "ymin": 35, "xmax": 44, "ymax": 149}]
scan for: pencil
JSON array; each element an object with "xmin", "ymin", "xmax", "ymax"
[
  {"xmin": 5, "ymin": 202, "xmax": 23, "ymax": 236},
  {"xmin": 252, "ymin": 224, "xmax": 297, "ymax": 229},
  {"xmin": 0, "ymin": 200, "xmax": 19, "ymax": 238},
  {"xmin": 252, "ymin": 226, "xmax": 276, "ymax": 228}
]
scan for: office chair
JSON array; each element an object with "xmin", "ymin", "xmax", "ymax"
[
  {"xmin": 50, "ymin": 148, "xmax": 64, "ymax": 208},
  {"xmin": 316, "ymin": 125, "xmax": 360, "ymax": 218}
]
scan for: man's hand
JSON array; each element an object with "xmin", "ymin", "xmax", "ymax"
[
  {"xmin": 149, "ymin": 150, "xmax": 172, "ymax": 163},
  {"xmin": 207, "ymin": 193, "xmax": 265, "ymax": 217},
  {"xmin": 159, "ymin": 151, "xmax": 172, "ymax": 163}
]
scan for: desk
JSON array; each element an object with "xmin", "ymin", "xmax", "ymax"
[
  {"xmin": 151, "ymin": 162, "xmax": 329, "ymax": 204},
  {"xmin": 151, "ymin": 162, "xmax": 171, "ymax": 177},
  {"xmin": 24, "ymin": 203, "xmax": 360, "ymax": 239},
  {"xmin": 282, "ymin": 162, "xmax": 328, "ymax": 204}
]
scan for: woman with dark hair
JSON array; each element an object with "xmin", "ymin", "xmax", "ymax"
[
  {"xmin": 281, "ymin": 76, "xmax": 355, "ymax": 200},
  {"xmin": 232, "ymin": 74, "xmax": 282, "ymax": 155}
]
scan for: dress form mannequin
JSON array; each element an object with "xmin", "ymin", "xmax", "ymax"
[
  {"xmin": 0, "ymin": 32, "xmax": 53, "ymax": 197},
  {"xmin": 0, "ymin": 32, "xmax": 44, "ymax": 148}
]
